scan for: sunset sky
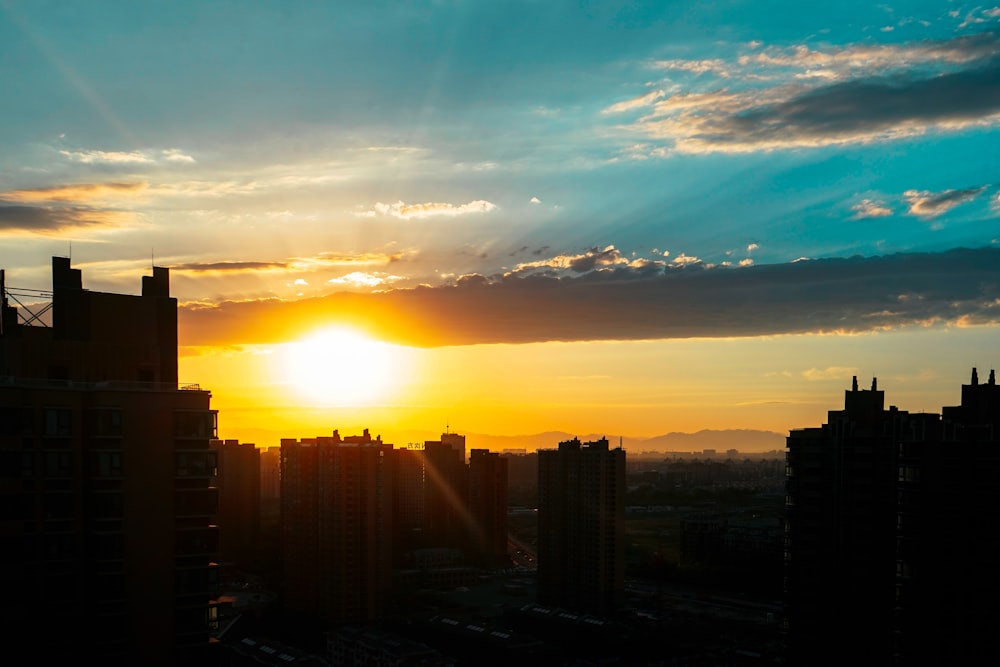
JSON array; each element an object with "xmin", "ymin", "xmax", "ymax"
[{"xmin": 2, "ymin": 1, "xmax": 1000, "ymax": 448}]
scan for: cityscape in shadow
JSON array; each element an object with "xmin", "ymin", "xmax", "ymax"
[{"xmin": 3, "ymin": 258, "xmax": 998, "ymax": 665}]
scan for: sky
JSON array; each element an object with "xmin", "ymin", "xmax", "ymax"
[{"xmin": 2, "ymin": 1, "xmax": 1000, "ymax": 448}]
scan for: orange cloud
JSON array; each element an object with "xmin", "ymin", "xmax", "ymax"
[{"xmin": 2, "ymin": 182, "xmax": 148, "ymax": 203}]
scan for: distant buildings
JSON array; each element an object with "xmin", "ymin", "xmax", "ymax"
[
  {"xmin": 537, "ymin": 436, "xmax": 625, "ymax": 616},
  {"xmin": 0, "ymin": 258, "xmax": 218, "ymax": 665},
  {"xmin": 468, "ymin": 448, "xmax": 509, "ymax": 566},
  {"xmin": 280, "ymin": 429, "xmax": 395, "ymax": 624},
  {"xmin": 277, "ymin": 427, "xmax": 511, "ymax": 625},
  {"xmin": 422, "ymin": 436, "xmax": 468, "ymax": 552},
  {"xmin": 785, "ymin": 372, "xmax": 1000, "ymax": 665},
  {"xmin": 211, "ymin": 439, "xmax": 261, "ymax": 575}
]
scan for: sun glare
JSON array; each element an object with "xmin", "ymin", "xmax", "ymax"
[{"xmin": 277, "ymin": 327, "xmax": 409, "ymax": 407}]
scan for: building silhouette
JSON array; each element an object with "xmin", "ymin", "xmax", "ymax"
[
  {"xmin": 468, "ymin": 448, "xmax": 509, "ymax": 566},
  {"xmin": 211, "ymin": 439, "xmax": 260, "ymax": 576},
  {"xmin": 537, "ymin": 436, "xmax": 625, "ymax": 616},
  {"xmin": 894, "ymin": 369, "xmax": 1000, "ymax": 664},
  {"xmin": 421, "ymin": 437, "xmax": 468, "ymax": 553},
  {"xmin": 785, "ymin": 371, "xmax": 1000, "ymax": 665},
  {"xmin": 259, "ymin": 445, "xmax": 281, "ymax": 533},
  {"xmin": 391, "ymin": 434, "xmax": 508, "ymax": 569},
  {"xmin": 392, "ymin": 445, "xmax": 426, "ymax": 559},
  {"xmin": 0, "ymin": 258, "xmax": 219, "ymax": 665},
  {"xmin": 279, "ymin": 429, "xmax": 394, "ymax": 625}
]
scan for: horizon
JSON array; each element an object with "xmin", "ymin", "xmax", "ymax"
[{"xmin": 3, "ymin": 2, "xmax": 999, "ymax": 447}]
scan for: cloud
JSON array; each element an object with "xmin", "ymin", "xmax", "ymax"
[
  {"xmin": 802, "ymin": 366, "xmax": 859, "ymax": 381},
  {"xmin": 177, "ymin": 247, "xmax": 1000, "ymax": 348},
  {"xmin": 852, "ymin": 198, "xmax": 894, "ymax": 219},
  {"xmin": 530, "ymin": 196, "xmax": 541, "ymax": 204},
  {"xmin": 903, "ymin": 186, "xmax": 988, "ymax": 218},
  {"xmin": 172, "ymin": 261, "xmax": 290, "ymax": 274},
  {"xmin": 58, "ymin": 147, "xmax": 197, "ymax": 166},
  {"xmin": 737, "ymin": 34, "xmax": 999, "ymax": 78},
  {"xmin": 602, "ymin": 89, "xmax": 666, "ymax": 114},
  {"xmin": 171, "ymin": 251, "xmax": 409, "ymax": 275},
  {"xmin": 621, "ymin": 33, "xmax": 1000, "ymax": 153},
  {"xmin": 60, "ymin": 149, "xmax": 153, "ymax": 164},
  {"xmin": 366, "ymin": 199, "xmax": 497, "ymax": 219},
  {"xmin": 509, "ymin": 245, "xmax": 665, "ymax": 276},
  {"xmin": 670, "ymin": 253, "xmax": 702, "ymax": 267},
  {"xmin": 162, "ymin": 149, "xmax": 196, "ymax": 163},
  {"xmin": 746, "ymin": 243, "xmax": 759, "ymax": 252},
  {"xmin": 1, "ymin": 182, "xmax": 148, "ymax": 203},
  {"xmin": 651, "ymin": 58, "xmax": 733, "ymax": 77},
  {"xmin": 0, "ymin": 203, "xmax": 126, "ymax": 233},
  {"xmin": 956, "ymin": 7, "xmax": 1000, "ymax": 29},
  {"xmin": 327, "ymin": 272, "xmax": 404, "ymax": 288}
]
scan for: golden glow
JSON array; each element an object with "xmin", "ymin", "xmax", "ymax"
[
  {"xmin": 178, "ymin": 326, "xmax": 992, "ymax": 448},
  {"xmin": 273, "ymin": 327, "xmax": 411, "ymax": 407}
]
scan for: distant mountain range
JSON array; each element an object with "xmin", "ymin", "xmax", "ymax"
[{"xmin": 462, "ymin": 428, "xmax": 786, "ymax": 454}]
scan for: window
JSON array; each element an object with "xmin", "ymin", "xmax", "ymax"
[
  {"xmin": 87, "ymin": 409, "xmax": 122, "ymax": 437},
  {"xmin": 90, "ymin": 452, "xmax": 123, "ymax": 478},
  {"xmin": 176, "ymin": 451, "xmax": 218, "ymax": 477},
  {"xmin": 174, "ymin": 411, "xmax": 218, "ymax": 439},
  {"xmin": 175, "ymin": 488, "xmax": 218, "ymax": 516},
  {"xmin": 43, "ymin": 408, "xmax": 72, "ymax": 437},
  {"xmin": 44, "ymin": 451, "xmax": 75, "ymax": 477},
  {"xmin": 90, "ymin": 491, "xmax": 124, "ymax": 519}
]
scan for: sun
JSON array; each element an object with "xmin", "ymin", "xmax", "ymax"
[{"xmin": 277, "ymin": 327, "xmax": 409, "ymax": 407}]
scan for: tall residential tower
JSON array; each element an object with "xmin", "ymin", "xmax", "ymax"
[
  {"xmin": 0, "ymin": 258, "xmax": 219, "ymax": 666},
  {"xmin": 537, "ymin": 436, "xmax": 625, "ymax": 616}
]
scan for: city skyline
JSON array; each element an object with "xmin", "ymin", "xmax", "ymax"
[{"xmin": 3, "ymin": 2, "xmax": 1000, "ymax": 445}]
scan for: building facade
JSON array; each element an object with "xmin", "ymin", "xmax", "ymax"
[
  {"xmin": 211, "ymin": 439, "xmax": 261, "ymax": 576},
  {"xmin": 894, "ymin": 369, "xmax": 1000, "ymax": 664},
  {"xmin": 468, "ymin": 448, "xmax": 509, "ymax": 566},
  {"xmin": 0, "ymin": 258, "xmax": 219, "ymax": 665},
  {"xmin": 785, "ymin": 372, "xmax": 1000, "ymax": 665},
  {"xmin": 280, "ymin": 429, "xmax": 394, "ymax": 624},
  {"xmin": 537, "ymin": 436, "xmax": 625, "ymax": 616}
]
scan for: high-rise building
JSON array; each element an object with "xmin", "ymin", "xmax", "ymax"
[
  {"xmin": 422, "ymin": 437, "xmax": 468, "ymax": 551},
  {"xmin": 894, "ymin": 369, "xmax": 1000, "ymax": 664},
  {"xmin": 468, "ymin": 448, "xmax": 508, "ymax": 566},
  {"xmin": 211, "ymin": 439, "xmax": 260, "ymax": 575},
  {"xmin": 537, "ymin": 436, "xmax": 625, "ymax": 616},
  {"xmin": 280, "ymin": 429, "xmax": 394, "ymax": 624},
  {"xmin": 0, "ymin": 258, "xmax": 219, "ymax": 665},
  {"xmin": 392, "ymin": 445, "xmax": 426, "ymax": 558},
  {"xmin": 390, "ymin": 435, "xmax": 508, "ymax": 568},
  {"xmin": 784, "ymin": 377, "xmax": 911, "ymax": 662},
  {"xmin": 785, "ymin": 371, "xmax": 1000, "ymax": 665},
  {"xmin": 259, "ymin": 445, "xmax": 281, "ymax": 529}
]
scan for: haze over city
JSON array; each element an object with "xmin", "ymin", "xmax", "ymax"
[{"xmin": 3, "ymin": 1, "xmax": 1000, "ymax": 446}]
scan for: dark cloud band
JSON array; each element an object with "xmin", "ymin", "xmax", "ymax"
[{"xmin": 179, "ymin": 247, "xmax": 1000, "ymax": 347}]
